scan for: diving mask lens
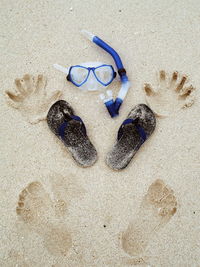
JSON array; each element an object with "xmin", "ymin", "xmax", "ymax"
[
  {"xmin": 70, "ymin": 66, "xmax": 89, "ymax": 86},
  {"xmin": 94, "ymin": 65, "xmax": 115, "ymax": 86}
]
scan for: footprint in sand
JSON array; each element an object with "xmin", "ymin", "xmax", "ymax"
[
  {"xmin": 144, "ymin": 70, "xmax": 196, "ymax": 117},
  {"xmin": 5, "ymin": 74, "xmax": 62, "ymax": 124},
  {"xmin": 16, "ymin": 181, "xmax": 72, "ymax": 256},
  {"xmin": 121, "ymin": 179, "xmax": 177, "ymax": 257}
]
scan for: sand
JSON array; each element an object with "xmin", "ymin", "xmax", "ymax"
[{"xmin": 1, "ymin": 0, "xmax": 200, "ymax": 266}]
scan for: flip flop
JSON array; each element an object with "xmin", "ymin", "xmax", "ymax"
[
  {"xmin": 47, "ymin": 100, "xmax": 97, "ymax": 167},
  {"xmin": 106, "ymin": 104, "xmax": 156, "ymax": 170}
]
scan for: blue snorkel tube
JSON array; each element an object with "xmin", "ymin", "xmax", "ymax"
[{"xmin": 82, "ymin": 30, "xmax": 130, "ymax": 118}]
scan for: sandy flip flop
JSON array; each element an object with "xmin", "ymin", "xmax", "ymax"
[
  {"xmin": 106, "ymin": 104, "xmax": 156, "ymax": 170},
  {"xmin": 47, "ymin": 100, "xmax": 97, "ymax": 167}
]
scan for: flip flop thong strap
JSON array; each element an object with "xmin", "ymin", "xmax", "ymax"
[
  {"xmin": 117, "ymin": 118, "xmax": 147, "ymax": 143},
  {"xmin": 58, "ymin": 121, "xmax": 68, "ymax": 139},
  {"xmin": 58, "ymin": 115, "xmax": 87, "ymax": 139}
]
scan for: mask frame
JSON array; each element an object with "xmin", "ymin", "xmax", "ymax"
[{"xmin": 66, "ymin": 64, "xmax": 116, "ymax": 87}]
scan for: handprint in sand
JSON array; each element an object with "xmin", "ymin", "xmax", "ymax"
[
  {"xmin": 144, "ymin": 70, "xmax": 196, "ymax": 117},
  {"xmin": 5, "ymin": 74, "xmax": 62, "ymax": 124}
]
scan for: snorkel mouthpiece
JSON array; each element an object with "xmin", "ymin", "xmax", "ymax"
[
  {"xmin": 81, "ymin": 30, "xmax": 130, "ymax": 117},
  {"xmin": 100, "ymin": 90, "xmax": 117, "ymax": 118},
  {"xmin": 105, "ymin": 100, "xmax": 117, "ymax": 118},
  {"xmin": 114, "ymin": 97, "xmax": 123, "ymax": 114}
]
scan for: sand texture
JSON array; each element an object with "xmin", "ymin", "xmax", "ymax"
[{"xmin": 1, "ymin": 0, "xmax": 200, "ymax": 266}]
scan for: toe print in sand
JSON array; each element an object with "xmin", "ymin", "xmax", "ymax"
[
  {"xmin": 121, "ymin": 179, "xmax": 177, "ymax": 258},
  {"xmin": 144, "ymin": 71, "xmax": 196, "ymax": 117},
  {"xmin": 16, "ymin": 181, "xmax": 72, "ymax": 256},
  {"xmin": 5, "ymin": 74, "xmax": 62, "ymax": 124}
]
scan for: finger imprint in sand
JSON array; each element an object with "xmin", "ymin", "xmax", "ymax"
[
  {"xmin": 144, "ymin": 70, "xmax": 196, "ymax": 117},
  {"xmin": 16, "ymin": 181, "xmax": 72, "ymax": 256},
  {"xmin": 121, "ymin": 179, "xmax": 177, "ymax": 257},
  {"xmin": 5, "ymin": 74, "xmax": 62, "ymax": 124}
]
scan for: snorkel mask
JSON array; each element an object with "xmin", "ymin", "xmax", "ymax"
[
  {"xmin": 54, "ymin": 30, "xmax": 130, "ymax": 118},
  {"xmin": 67, "ymin": 62, "xmax": 116, "ymax": 90},
  {"xmin": 54, "ymin": 61, "xmax": 117, "ymax": 92}
]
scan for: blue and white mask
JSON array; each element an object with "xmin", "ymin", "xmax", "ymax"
[{"xmin": 54, "ymin": 62, "xmax": 116, "ymax": 91}]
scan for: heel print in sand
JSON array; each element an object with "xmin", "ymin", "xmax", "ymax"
[
  {"xmin": 121, "ymin": 179, "xmax": 177, "ymax": 257},
  {"xmin": 5, "ymin": 74, "xmax": 62, "ymax": 124},
  {"xmin": 144, "ymin": 70, "xmax": 196, "ymax": 117},
  {"xmin": 16, "ymin": 181, "xmax": 72, "ymax": 256}
]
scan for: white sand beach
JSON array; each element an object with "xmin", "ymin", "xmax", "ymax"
[{"xmin": 1, "ymin": 0, "xmax": 200, "ymax": 266}]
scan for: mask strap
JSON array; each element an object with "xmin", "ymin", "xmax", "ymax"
[{"xmin": 54, "ymin": 64, "xmax": 69, "ymax": 74}]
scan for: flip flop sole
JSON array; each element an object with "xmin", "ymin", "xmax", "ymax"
[
  {"xmin": 47, "ymin": 100, "xmax": 97, "ymax": 167},
  {"xmin": 106, "ymin": 104, "xmax": 156, "ymax": 170}
]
